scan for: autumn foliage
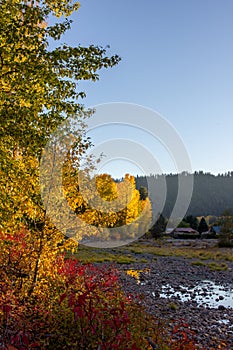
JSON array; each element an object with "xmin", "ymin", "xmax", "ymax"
[
  {"xmin": 0, "ymin": 229, "xmax": 198, "ymax": 350},
  {"xmin": 0, "ymin": 1, "xmax": 198, "ymax": 349}
]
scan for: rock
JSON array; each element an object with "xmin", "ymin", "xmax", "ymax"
[
  {"xmin": 153, "ymin": 291, "xmax": 160, "ymax": 298},
  {"xmin": 218, "ymin": 305, "xmax": 225, "ymax": 310},
  {"xmin": 118, "ymin": 254, "xmax": 233, "ymax": 350}
]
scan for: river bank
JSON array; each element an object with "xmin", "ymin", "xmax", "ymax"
[
  {"xmin": 118, "ymin": 255, "xmax": 233, "ymax": 349},
  {"xmin": 77, "ymin": 238, "xmax": 233, "ymax": 348}
]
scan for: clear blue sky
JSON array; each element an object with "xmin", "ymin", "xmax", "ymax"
[{"xmin": 50, "ymin": 0, "xmax": 233, "ymax": 177}]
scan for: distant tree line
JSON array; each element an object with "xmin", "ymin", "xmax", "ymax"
[{"xmin": 135, "ymin": 171, "xmax": 233, "ymax": 218}]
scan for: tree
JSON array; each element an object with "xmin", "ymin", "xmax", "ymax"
[
  {"xmin": 218, "ymin": 210, "xmax": 233, "ymax": 247},
  {"xmin": 184, "ymin": 215, "xmax": 198, "ymax": 230},
  {"xmin": 0, "ymin": 0, "xmax": 120, "ymax": 229},
  {"xmin": 135, "ymin": 173, "xmax": 233, "ymax": 217},
  {"xmin": 64, "ymin": 171, "xmax": 152, "ymax": 241},
  {"xmin": 221, "ymin": 208, "xmax": 233, "ymax": 217},
  {"xmin": 139, "ymin": 186, "xmax": 148, "ymax": 200},
  {"xmin": 198, "ymin": 217, "xmax": 209, "ymax": 234},
  {"xmin": 149, "ymin": 213, "xmax": 166, "ymax": 239},
  {"xmin": 0, "ymin": 0, "xmax": 120, "ymax": 293}
]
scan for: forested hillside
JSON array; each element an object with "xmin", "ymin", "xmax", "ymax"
[{"xmin": 135, "ymin": 172, "xmax": 233, "ymax": 218}]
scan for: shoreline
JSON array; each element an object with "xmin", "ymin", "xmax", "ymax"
[{"xmin": 118, "ymin": 255, "xmax": 233, "ymax": 349}]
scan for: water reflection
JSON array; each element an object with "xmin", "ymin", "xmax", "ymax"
[{"xmin": 157, "ymin": 280, "xmax": 233, "ymax": 308}]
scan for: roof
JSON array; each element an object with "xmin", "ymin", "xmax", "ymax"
[
  {"xmin": 165, "ymin": 228, "xmax": 175, "ymax": 233},
  {"xmin": 173, "ymin": 228, "xmax": 198, "ymax": 233}
]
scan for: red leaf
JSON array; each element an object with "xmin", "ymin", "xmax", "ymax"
[
  {"xmin": 3, "ymin": 304, "xmax": 12, "ymax": 314},
  {"xmin": 59, "ymin": 293, "xmax": 67, "ymax": 303}
]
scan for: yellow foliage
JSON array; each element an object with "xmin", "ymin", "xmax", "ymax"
[
  {"xmin": 62, "ymin": 167, "xmax": 152, "ymax": 241},
  {"xmin": 126, "ymin": 269, "xmax": 140, "ymax": 281},
  {"xmin": 126, "ymin": 268, "xmax": 151, "ymax": 284}
]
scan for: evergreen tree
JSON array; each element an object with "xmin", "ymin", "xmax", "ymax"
[
  {"xmin": 184, "ymin": 215, "xmax": 198, "ymax": 230},
  {"xmin": 139, "ymin": 186, "xmax": 148, "ymax": 200},
  {"xmin": 198, "ymin": 217, "xmax": 209, "ymax": 233},
  {"xmin": 149, "ymin": 213, "xmax": 166, "ymax": 239},
  {"xmin": 177, "ymin": 220, "xmax": 190, "ymax": 228},
  {"xmin": 218, "ymin": 210, "xmax": 233, "ymax": 247}
]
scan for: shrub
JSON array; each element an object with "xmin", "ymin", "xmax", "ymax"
[
  {"xmin": 218, "ymin": 235, "xmax": 233, "ymax": 248},
  {"xmin": 0, "ymin": 230, "xmax": 198, "ymax": 350}
]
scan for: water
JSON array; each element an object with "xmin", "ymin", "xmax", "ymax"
[
  {"xmin": 156, "ymin": 280, "xmax": 233, "ymax": 309},
  {"xmin": 218, "ymin": 319, "xmax": 231, "ymax": 325}
]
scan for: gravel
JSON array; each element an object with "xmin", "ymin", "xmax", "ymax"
[{"xmin": 118, "ymin": 256, "xmax": 233, "ymax": 349}]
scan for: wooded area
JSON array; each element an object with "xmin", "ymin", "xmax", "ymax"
[{"xmin": 136, "ymin": 172, "xmax": 233, "ymax": 217}]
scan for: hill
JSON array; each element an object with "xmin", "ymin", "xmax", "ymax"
[{"xmin": 135, "ymin": 171, "xmax": 233, "ymax": 218}]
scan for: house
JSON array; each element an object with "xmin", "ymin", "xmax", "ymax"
[{"xmin": 172, "ymin": 227, "xmax": 200, "ymax": 239}]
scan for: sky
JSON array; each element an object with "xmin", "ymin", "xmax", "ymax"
[{"xmin": 49, "ymin": 0, "xmax": 233, "ymax": 178}]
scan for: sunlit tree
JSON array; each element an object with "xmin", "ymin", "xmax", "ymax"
[{"xmin": 0, "ymin": 0, "xmax": 120, "ymax": 293}]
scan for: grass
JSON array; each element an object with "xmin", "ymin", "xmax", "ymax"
[
  {"xmin": 121, "ymin": 242, "xmax": 233, "ymax": 262},
  {"xmin": 116, "ymin": 255, "xmax": 136, "ymax": 264},
  {"xmin": 71, "ymin": 245, "xmax": 137, "ymax": 264},
  {"xmin": 191, "ymin": 260, "xmax": 228, "ymax": 271},
  {"xmin": 68, "ymin": 239, "xmax": 233, "ymax": 264},
  {"xmin": 207, "ymin": 262, "xmax": 228, "ymax": 271}
]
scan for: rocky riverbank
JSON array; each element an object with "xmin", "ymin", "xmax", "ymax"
[{"xmin": 118, "ymin": 256, "xmax": 233, "ymax": 349}]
